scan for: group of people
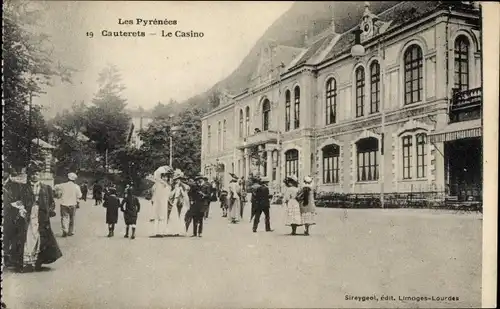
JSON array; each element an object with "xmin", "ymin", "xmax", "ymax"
[
  {"xmin": 148, "ymin": 167, "xmax": 213, "ymax": 238},
  {"xmin": 3, "ymin": 159, "xmax": 318, "ymax": 274},
  {"xmin": 218, "ymin": 172, "xmax": 317, "ymax": 235},
  {"xmin": 3, "ymin": 164, "xmax": 63, "ymax": 273}
]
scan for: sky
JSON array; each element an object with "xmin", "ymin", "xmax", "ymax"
[{"xmin": 33, "ymin": 1, "xmax": 294, "ymax": 117}]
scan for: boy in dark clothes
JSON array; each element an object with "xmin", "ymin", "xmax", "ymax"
[
  {"xmin": 103, "ymin": 187, "xmax": 120, "ymax": 237},
  {"xmin": 120, "ymin": 186, "xmax": 141, "ymax": 239}
]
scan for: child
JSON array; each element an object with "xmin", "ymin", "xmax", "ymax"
[
  {"xmin": 103, "ymin": 187, "xmax": 120, "ymax": 237},
  {"xmin": 120, "ymin": 186, "xmax": 141, "ymax": 239},
  {"xmin": 219, "ymin": 189, "xmax": 229, "ymax": 217}
]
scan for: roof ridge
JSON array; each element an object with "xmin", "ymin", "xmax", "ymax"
[{"xmin": 336, "ymin": 1, "xmax": 410, "ymax": 36}]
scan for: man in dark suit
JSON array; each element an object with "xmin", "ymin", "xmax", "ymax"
[
  {"xmin": 251, "ymin": 178, "xmax": 273, "ymax": 233},
  {"xmin": 189, "ymin": 175, "xmax": 211, "ymax": 237}
]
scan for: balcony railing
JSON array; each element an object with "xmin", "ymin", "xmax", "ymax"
[
  {"xmin": 237, "ymin": 130, "xmax": 279, "ymax": 148},
  {"xmin": 449, "ymin": 87, "xmax": 482, "ymax": 122}
]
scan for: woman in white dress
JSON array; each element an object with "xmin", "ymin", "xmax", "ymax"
[
  {"xmin": 228, "ymin": 175, "xmax": 241, "ymax": 223},
  {"xmin": 283, "ymin": 175, "xmax": 303, "ymax": 235},
  {"xmin": 166, "ymin": 170, "xmax": 189, "ymax": 236},
  {"xmin": 150, "ymin": 168, "xmax": 173, "ymax": 237}
]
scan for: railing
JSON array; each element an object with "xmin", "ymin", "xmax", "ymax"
[
  {"xmin": 449, "ymin": 87, "xmax": 482, "ymax": 122},
  {"xmin": 313, "ymin": 187, "xmax": 482, "ymax": 212},
  {"xmin": 237, "ymin": 130, "xmax": 279, "ymax": 148}
]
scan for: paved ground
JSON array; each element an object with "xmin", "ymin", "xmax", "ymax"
[{"xmin": 3, "ymin": 198, "xmax": 482, "ymax": 308}]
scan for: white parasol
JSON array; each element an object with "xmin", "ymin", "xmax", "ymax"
[{"xmin": 153, "ymin": 165, "xmax": 173, "ymax": 181}]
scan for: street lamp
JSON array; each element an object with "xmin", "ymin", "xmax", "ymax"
[
  {"xmin": 351, "ymin": 28, "xmax": 365, "ymax": 60},
  {"xmin": 350, "ymin": 24, "xmax": 385, "ymax": 208}
]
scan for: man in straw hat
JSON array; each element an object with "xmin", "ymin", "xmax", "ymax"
[{"xmin": 54, "ymin": 172, "xmax": 82, "ymax": 237}]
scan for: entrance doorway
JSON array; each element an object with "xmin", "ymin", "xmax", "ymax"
[{"xmin": 445, "ymin": 137, "xmax": 482, "ymax": 201}]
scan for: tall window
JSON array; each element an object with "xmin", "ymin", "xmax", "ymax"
[
  {"xmin": 207, "ymin": 125, "xmax": 211, "ymax": 153},
  {"xmin": 285, "ymin": 90, "xmax": 291, "ymax": 131},
  {"xmin": 262, "ymin": 151, "xmax": 268, "ymax": 177},
  {"xmin": 285, "ymin": 149, "xmax": 299, "ymax": 178},
  {"xmin": 325, "ymin": 78, "xmax": 337, "ymax": 125},
  {"xmin": 416, "ymin": 133, "xmax": 427, "ymax": 178},
  {"xmin": 272, "ymin": 150, "xmax": 278, "ymax": 181},
  {"xmin": 400, "ymin": 133, "xmax": 428, "ymax": 179},
  {"xmin": 217, "ymin": 121, "xmax": 221, "ymax": 151},
  {"xmin": 356, "ymin": 137, "xmax": 379, "ymax": 181},
  {"xmin": 294, "ymin": 86, "xmax": 300, "ymax": 129},
  {"xmin": 262, "ymin": 99, "xmax": 271, "ymax": 131},
  {"xmin": 239, "ymin": 110, "xmax": 243, "ymax": 138},
  {"xmin": 404, "ymin": 44, "xmax": 423, "ymax": 104},
  {"xmin": 370, "ymin": 61, "xmax": 380, "ymax": 114},
  {"xmin": 322, "ymin": 144, "xmax": 340, "ymax": 184},
  {"xmin": 454, "ymin": 36, "xmax": 470, "ymax": 91},
  {"xmin": 355, "ymin": 67, "xmax": 365, "ymax": 117},
  {"xmin": 245, "ymin": 106, "xmax": 250, "ymax": 136},
  {"xmin": 402, "ymin": 136, "xmax": 412, "ymax": 179},
  {"xmin": 223, "ymin": 119, "xmax": 227, "ymax": 150}
]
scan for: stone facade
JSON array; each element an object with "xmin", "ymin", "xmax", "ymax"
[{"xmin": 201, "ymin": 2, "xmax": 482, "ymax": 195}]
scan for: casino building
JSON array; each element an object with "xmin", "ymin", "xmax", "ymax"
[{"xmin": 201, "ymin": 1, "xmax": 482, "ymax": 202}]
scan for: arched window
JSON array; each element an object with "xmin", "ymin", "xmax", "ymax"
[
  {"xmin": 294, "ymin": 86, "xmax": 300, "ymax": 129},
  {"xmin": 285, "ymin": 149, "xmax": 299, "ymax": 178},
  {"xmin": 245, "ymin": 107, "xmax": 250, "ymax": 136},
  {"xmin": 355, "ymin": 67, "xmax": 365, "ymax": 117},
  {"xmin": 454, "ymin": 35, "xmax": 470, "ymax": 91},
  {"xmin": 370, "ymin": 61, "xmax": 380, "ymax": 114},
  {"xmin": 239, "ymin": 110, "xmax": 243, "ymax": 138},
  {"xmin": 400, "ymin": 133, "xmax": 428, "ymax": 179},
  {"xmin": 325, "ymin": 78, "xmax": 337, "ymax": 125},
  {"xmin": 207, "ymin": 124, "xmax": 212, "ymax": 153},
  {"xmin": 223, "ymin": 119, "xmax": 227, "ymax": 150},
  {"xmin": 402, "ymin": 135, "xmax": 412, "ymax": 179},
  {"xmin": 285, "ymin": 90, "xmax": 291, "ymax": 131},
  {"xmin": 262, "ymin": 99, "xmax": 271, "ymax": 131},
  {"xmin": 356, "ymin": 137, "xmax": 379, "ymax": 181},
  {"xmin": 322, "ymin": 144, "xmax": 340, "ymax": 184},
  {"xmin": 416, "ymin": 133, "xmax": 427, "ymax": 178},
  {"xmin": 404, "ymin": 44, "xmax": 423, "ymax": 104}
]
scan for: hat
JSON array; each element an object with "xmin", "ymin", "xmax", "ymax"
[
  {"xmin": 304, "ymin": 176, "xmax": 313, "ymax": 184},
  {"xmin": 285, "ymin": 175, "xmax": 298, "ymax": 184},
  {"xmin": 229, "ymin": 172, "xmax": 238, "ymax": 179},
  {"xmin": 68, "ymin": 173, "xmax": 77, "ymax": 181},
  {"xmin": 172, "ymin": 169, "xmax": 185, "ymax": 181},
  {"xmin": 194, "ymin": 175, "xmax": 208, "ymax": 181}
]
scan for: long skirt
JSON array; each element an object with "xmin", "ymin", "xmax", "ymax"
[
  {"xmin": 24, "ymin": 205, "xmax": 41, "ymax": 267},
  {"xmin": 228, "ymin": 197, "xmax": 241, "ymax": 223},
  {"xmin": 285, "ymin": 199, "xmax": 303, "ymax": 226},
  {"xmin": 166, "ymin": 204, "xmax": 185, "ymax": 236},
  {"xmin": 301, "ymin": 212, "xmax": 316, "ymax": 225}
]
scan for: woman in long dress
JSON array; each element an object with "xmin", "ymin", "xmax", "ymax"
[
  {"xmin": 228, "ymin": 176, "xmax": 241, "ymax": 223},
  {"xmin": 150, "ymin": 168, "xmax": 173, "ymax": 237},
  {"xmin": 166, "ymin": 171, "xmax": 188, "ymax": 236},
  {"xmin": 283, "ymin": 175, "xmax": 303, "ymax": 235},
  {"xmin": 297, "ymin": 176, "xmax": 316, "ymax": 236}
]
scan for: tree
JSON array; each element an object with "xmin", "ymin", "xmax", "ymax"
[
  {"xmin": 138, "ymin": 107, "xmax": 203, "ymax": 178},
  {"xmin": 3, "ymin": 0, "xmax": 73, "ymax": 170},
  {"xmin": 84, "ymin": 64, "xmax": 131, "ymax": 168},
  {"xmin": 50, "ymin": 102, "xmax": 98, "ymax": 175},
  {"xmin": 208, "ymin": 89, "xmax": 221, "ymax": 109},
  {"xmin": 248, "ymin": 145, "xmax": 266, "ymax": 177}
]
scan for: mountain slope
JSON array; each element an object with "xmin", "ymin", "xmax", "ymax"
[{"xmin": 182, "ymin": 1, "xmax": 398, "ymax": 112}]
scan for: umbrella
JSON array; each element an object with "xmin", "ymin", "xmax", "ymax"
[{"xmin": 153, "ymin": 165, "xmax": 173, "ymax": 181}]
